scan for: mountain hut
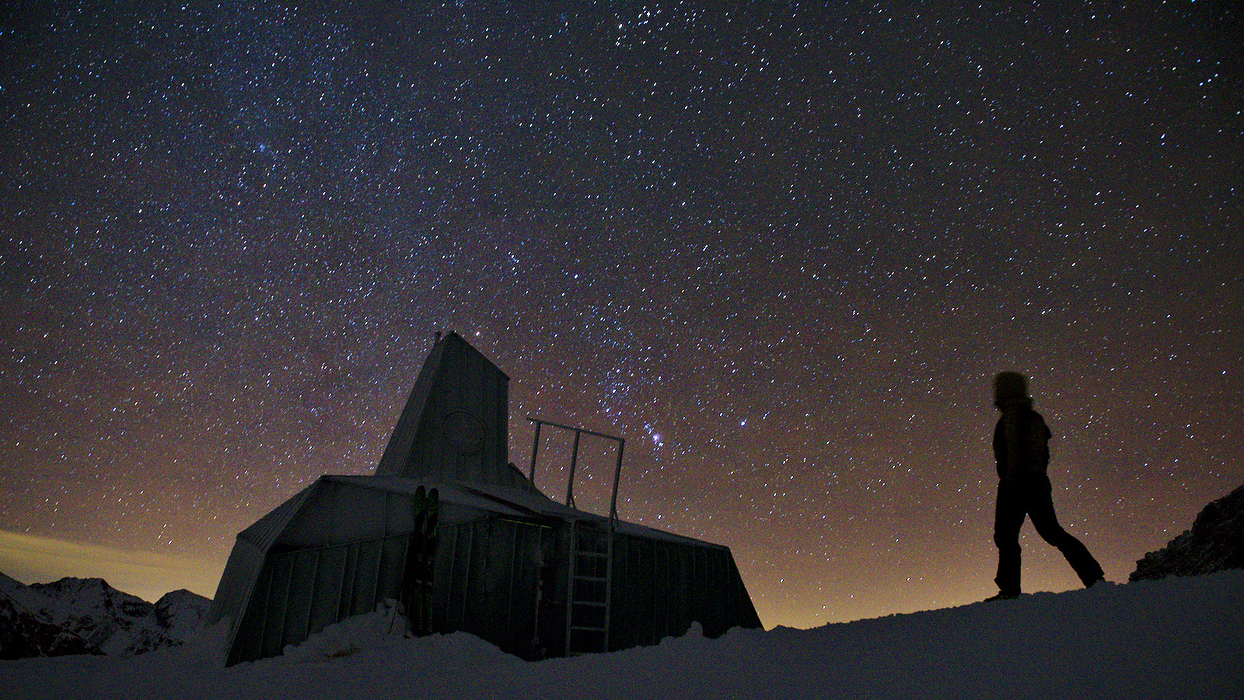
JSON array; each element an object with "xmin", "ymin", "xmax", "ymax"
[{"xmin": 207, "ymin": 332, "xmax": 761, "ymax": 665}]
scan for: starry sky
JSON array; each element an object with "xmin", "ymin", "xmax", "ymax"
[{"xmin": 1, "ymin": 1, "xmax": 1241, "ymax": 628}]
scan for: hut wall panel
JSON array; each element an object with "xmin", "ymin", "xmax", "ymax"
[
  {"xmin": 674, "ymin": 545, "xmax": 689, "ymax": 637},
  {"xmin": 375, "ymin": 535, "xmax": 406, "ymax": 605},
  {"xmin": 385, "ymin": 492, "xmax": 413, "ymax": 535},
  {"xmin": 606, "ymin": 536, "xmax": 629, "ymax": 651},
  {"xmin": 453, "ymin": 522, "xmax": 527, "ymax": 658},
  {"xmin": 535, "ymin": 524, "xmax": 564, "ymax": 658},
  {"xmin": 437, "ymin": 524, "xmax": 462, "ymax": 633},
  {"xmin": 671, "ymin": 545, "xmax": 687, "ymax": 638},
  {"xmin": 500, "ymin": 521, "xmax": 518, "ymax": 635},
  {"xmin": 707, "ymin": 549, "xmax": 720, "ymax": 629},
  {"xmin": 430, "ymin": 345, "xmax": 458, "ymax": 481},
  {"xmin": 602, "ymin": 538, "xmax": 753, "ymax": 649},
  {"xmin": 429, "ymin": 362, "xmax": 449, "ymax": 481},
  {"xmin": 486, "ymin": 356, "xmax": 501, "ymax": 483},
  {"xmin": 476, "ymin": 519, "xmax": 513, "ymax": 647},
  {"xmin": 692, "ymin": 546, "xmax": 708, "ymax": 634},
  {"xmin": 651, "ymin": 543, "xmax": 667, "ymax": 641},
  {"xmin": 669, "ymin": 545, "xmax": 684, "ymax": 638},
  {"xmin": 208, "ymin": 539, "xmax": 263, "ymax": 626},
  {"xmin": 350, "ymin": 539, "xmax": 382, "ymax": 617},
  {"xmin": 409, "ymin": 426, "xmax": 429, "ymax": 481},
  {"xmin": 480, "ymin": 363, "xmax": 495, "ymax": 481},
  {"xmin": 429, "ymin": 354, "xmax": 449, "ymax": 483},
  {"xmin": 461, "ymin": 520, "xmax": 491, "ymax": 635},
  {"xmin": 422, "ymin": 527, "xmax": 441, "ymax": 630},
  {"xmin": 509, "ymin": 524, "xmax": 544, "ymax": 659},
  {"xmin": 687, "ymin": 547, "xmax": 701, "ymax": 630},
  {"xmin": 704, "ymin": 550, "xmax": 725, "ymax": 637},
  {"xmin": 337, "ymin": 543, "xmax": 359, "ymax": 620},
  {"xmin": 308, "ymin": 546, "xmax": 346, "ymax": 637},
  {"xmin": 445, "ymin": 523, "xmax": 475, "ymax": 633},
  {"xmin": 227, "ymin": 560, "xmax": 273, "ymax": 665},
  {"xmin": 687, "ymin": 548, "xmax": 698, "ymax": 631},
  {"xmin": 487, "ymin": 380, "xmax": 502, "ymax": 479},
  {"xmin": 259, "ymin": 555, "xmax": 294, "ymax": 659},
  {"xmin": 695, "ymin": 548, "xmax": 709, "ymax": 630},
  {"xmin": 633, "ymin": 537, "xmax": 656, "ymax": 647},
  {"xmin": 618, "ymin": 537, "xmax": 638, "ymax": 649},
  {"xmin": 670, "ymin": 545, "xmax": 685, "ymax": 637},
  {"xmin": 281, "ymin": 551, "xmax": 317, "ymax": 648}
]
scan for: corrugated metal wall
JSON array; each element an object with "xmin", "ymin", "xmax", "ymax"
[
  {"xmin": 609, "ymin": 532, "xmax": 760, "ymax": 649},
  {"xmin": 214, "ymin": 478, "xmax": 428, "ymax": 665},
  {"xmin": 433, "ymin": 516, "xmax": 559, "ymax": 660},
  {"xmin": 427, "ymin": 516, "xmax": 762, "ymax": 660},
  {"xmin": 225, "ymin": 532, "xmax": 413, "ymax": 666},
  {"xmin": 214, "ymin": 479, "xmax": 762, "ymax": 666}
]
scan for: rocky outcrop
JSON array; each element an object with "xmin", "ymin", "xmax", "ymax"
[
  {"xmin": 1130, "ymin": 483, "xmax": 1244, "ymax": 581},
  {"xmin": 0, "ymin": 595, "xmax": 103, "ymax": 660},
  {"xmin": 0, "ymin": 572, "xmax": 211, "ymax": 659}
]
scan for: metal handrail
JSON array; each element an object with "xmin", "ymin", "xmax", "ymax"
[{"xmin": 525, "ymin": 416, "xmax": 626, "ymax": 521}]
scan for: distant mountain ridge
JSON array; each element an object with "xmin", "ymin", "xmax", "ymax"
[
  {"xmin": 0, "ymin": 572, "xmax": 210, "ymax": 660},
  {"xmin": 1130, "ymin": 482, "xmax": 1244, "ymax": 581}
]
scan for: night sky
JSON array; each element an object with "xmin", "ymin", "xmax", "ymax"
[{"xmin": 1, "ymin": 2, "xmax": 1241, "ymax": 628}]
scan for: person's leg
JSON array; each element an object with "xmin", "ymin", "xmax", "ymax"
[
  {"xmin": 993, "ymin": 481, "xmax": 1026, "ymax": 595},
  {"xmin": 1026, "ymin": 475, "xmax": 1105, "ymax": 586}
]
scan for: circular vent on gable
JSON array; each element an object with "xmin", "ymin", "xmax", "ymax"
[{"xmin": 441, "ymin": 409, "xmax": 485, "ymax": 454}]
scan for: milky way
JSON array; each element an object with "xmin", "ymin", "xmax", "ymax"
[{"xmin": 1, "ymin": 2, "xmax": 1241, "ymax": 627}]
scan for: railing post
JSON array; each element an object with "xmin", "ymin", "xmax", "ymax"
[
  {"xmin": 527, "ymin": 416, "xmax": 625, "ymax": 519},
  {"xmin": 528, "ymin": 420, "xmax": 543, "ymax": 490},
  {"xmin": 565, "ymin": 429, "xmax": 582, "ymax": 508},
  {"xmin": 609, "ymin": 438, "xmax": 625, "ymax": 522}
]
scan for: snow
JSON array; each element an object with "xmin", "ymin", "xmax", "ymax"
[
  {"xmin": 151, "ymin": 590, "xmax": 212, "ymax": 643},
  {"xmin": 1, "ymin": 573, "xmax": 210, "ymax": 658},
  {"xmin": 3, "ymin": 570, "xmax": 1241, "ymax": 699}
]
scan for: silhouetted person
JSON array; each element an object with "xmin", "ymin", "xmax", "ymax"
[{"xmin": 988, "ymin": 371, "xmax": 1105, "ymax": 600}]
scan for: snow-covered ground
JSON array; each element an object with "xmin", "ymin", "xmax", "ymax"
[{"xmin": 4, "ymin": 570, "xmax": 1241, "ymax": 699}]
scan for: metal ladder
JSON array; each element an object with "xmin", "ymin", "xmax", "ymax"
[
  {"xmin": 524, "ymin": 416, "xmax": 625, "ymax": 656},
  {"xmin": 564, "ymin": 519, "xmax": 613, "ymax": 655}
]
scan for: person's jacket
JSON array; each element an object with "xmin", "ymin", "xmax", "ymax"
[{"xmin": 993, "ymin": 402, "xmax": 1051, "ymax": 483}]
